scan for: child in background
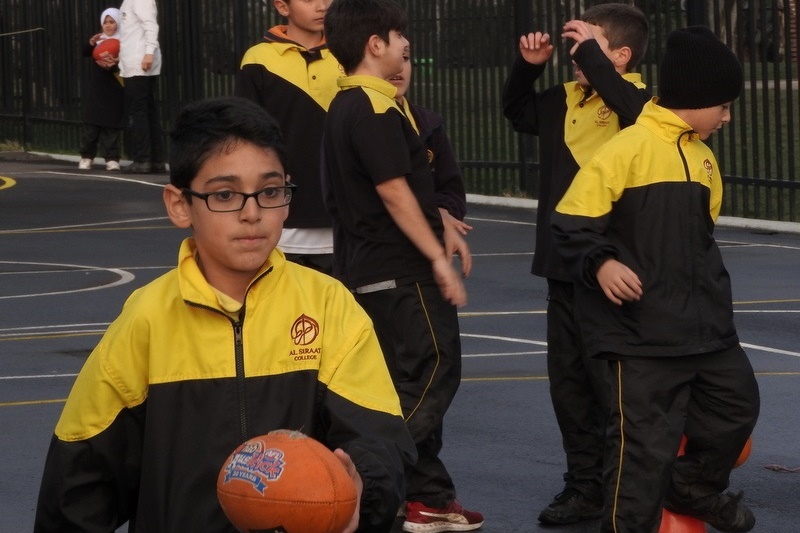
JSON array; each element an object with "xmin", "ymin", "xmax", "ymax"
[
  {"xmin": 78, "ymin": 7, "xmax": 124, "ymax": 171},
  {"xmin": 388, "ymin": 47, "xmax": 472, "ymax": 267},
  {"xmin": 552, "ymin": 27, "xmax": 760, "ymax": 533},
  {"xmin": 502, "ymin": 4, "xmax": 650, "ymax": 525},
  {"xmin": 236, "ymin": 0, "xmax": 342, "ymax": 274}
]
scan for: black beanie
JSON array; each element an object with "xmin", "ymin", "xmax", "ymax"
[{"xmin": 658, "ymin": 26, "xmax": 743, "ymax": 109}]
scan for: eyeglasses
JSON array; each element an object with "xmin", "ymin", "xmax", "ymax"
[{"xmin": 182, "ymin": 185, "xmax": 296, "ymax": 212}]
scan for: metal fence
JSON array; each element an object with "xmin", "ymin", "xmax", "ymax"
[{"xmin": 1, "ymin": 0, "xmax": 798, "ymax": 221}]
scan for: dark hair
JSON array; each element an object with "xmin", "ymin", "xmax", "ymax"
[
  {"xmin": 169, "ymin": 96, "xmax": 288, "ymax": 189},
  {"xmin": 581, "ymin": 3, "xmax": 649, "ymax": 69},
  {"xmin": 324, "ymin": 0, "xmax": 408, "ymax": 74}
]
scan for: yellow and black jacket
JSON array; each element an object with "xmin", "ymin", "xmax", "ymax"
[
  {"xmin": 503, "ymin": 40, "xmax": 650, "ymax": 281},
  {"xmin": 35, "ymin": 239, "xmax": 415, "ymax": 532},
  {"xmin": 552, "ymin": 100, "xmax": 739, "ymax": 358},
  {"xmin": 236, "ymin": 26, "xmax": 343, "ymax": 229}
]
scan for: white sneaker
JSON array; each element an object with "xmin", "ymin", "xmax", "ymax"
[
  {"xmin": 78, "ymin": 158, "xmax": 92, "ymax": 170},
  {"xmin": 106, "ymin": 160, "xmax": 120, "ymax": 171}
]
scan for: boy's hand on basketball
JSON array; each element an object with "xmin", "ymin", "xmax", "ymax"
[
  {"xmin": 519, "ymin": 32, "xmax": 554, "ymax": 65},
  {"xmin": 440, "ymin": 209, "xmax": 472, "ymax": 278},
  {"xmin": 562, "ymin": 19, "xmax": 597, "ymax": 56},
  {"xmin": 596, "ymin": 258, "xmax": 642, "ymax": 305},
  {"xmin": 333, "ymin": 449, "xmax": 362, "ymax": 533},
  {"xmin": 433, "ymin": 256, "xmax": 467, "ymax": 307}
]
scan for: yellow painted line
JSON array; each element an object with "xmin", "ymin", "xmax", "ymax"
[
  {"xmin": 0, "ymin": 176, "xmax": 17, "ymax": 190},
  {"xmin": 0, "ymin": 398, "xmax": 66, "ymax": 407}
]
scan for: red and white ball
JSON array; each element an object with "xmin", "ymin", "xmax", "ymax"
[
  {"xmin": 92, "ymin": 38, "xmax": 120, "ymax": 61},
  {"xmin": 217, "ymin": 429, "xmax": 358, "ymax": 533}
]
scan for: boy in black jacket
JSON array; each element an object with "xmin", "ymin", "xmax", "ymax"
[
  {"xmin": 502, "ymin": 3, "xmax": 649, "ymax": 525},
  {"xmin": 552, "ymin": 27, "xmax": 759, "ymax": 533}
]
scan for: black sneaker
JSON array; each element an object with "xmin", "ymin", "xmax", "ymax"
[
  {"xmin": 538, "ymin": 488, "xmax": 603, "ymax": 525},
  {"xmin": 666, "ymin": 491, "xmax": 755, "ymax": 532},
  {"xmin": 151, "ymin": 162, "xmax": 168, "ymax": 174},
  {"xmin": 122, "ymin": 162, "xmax": 151, "ymax": 174}
]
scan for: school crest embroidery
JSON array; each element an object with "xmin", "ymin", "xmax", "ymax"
[{"xmin": 291, "ymin": 314, "xmax": 319, "ymax": 346}]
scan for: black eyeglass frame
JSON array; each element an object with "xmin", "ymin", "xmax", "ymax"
[{"xmin": 181, "ymin": 184, "xmax": 296, "ymax": 212}]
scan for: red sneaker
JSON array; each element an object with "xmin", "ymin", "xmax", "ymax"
[{"xmin": 403, "ymin": 500, "xmax": 484, "ymax": 532}]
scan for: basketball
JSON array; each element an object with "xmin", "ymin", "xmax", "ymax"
[
  {"xmin": 217, "ymin": 429, "xmax": 358, "ymax": 533},
  {"xmin": 92, "ymin": 38, "xmax": 120, "ymax": 61}
]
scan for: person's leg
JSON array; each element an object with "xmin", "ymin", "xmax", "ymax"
[
  {"xmin": 356, "ymin": 282, "xmax": 459, "ymax": 505},
  {"xmin": 98, "ymin": 128, "xmax": 121, "ymax": 163},
  {"xmin": 79, "ymin": 123, "xmax": 100, "ymax": 161},
  {"xmin": 124, "ymin": 76, "xmax": 151, "ymax": 167},
  {"xmin": 540, "ymin": 280, "xmax": 608, "ymax": 524},
  {"xmin": 666, "ymin": 345, "xmax": 760, "ymax": 530},
  {"xmin": 603, "ymin": 357, "xmax": 690, "ymax": 533},
  {"xmin": 145, "ymin": 76, "xmax": 165, "ymax": 166}
]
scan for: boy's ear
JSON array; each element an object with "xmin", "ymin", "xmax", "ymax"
[
  {"xmin": 273, "ymin": 0, "xmax": 290, "ymax": 18},
  {"xmin": 366, "ymin": 34, "xmax": 385, "ymax": 58},
  {"xmin": 163, "ymin": 184, "xmax": 193, "ymax": 229},
  {"xmin": 611, "ymin": 46, "xmax": 632, "ymax": 70}
]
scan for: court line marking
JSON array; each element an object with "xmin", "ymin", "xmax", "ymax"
[
  {"xmin": 0, "ymin": 216, "xmax": 170, "ymax": 235},
  {"xmin": 0, "ymin": 261, "xmax": 134, "ymax": 300},
  {"xmin": 37, "ymin": 171, "xmax": 166, "ymax": 188}
]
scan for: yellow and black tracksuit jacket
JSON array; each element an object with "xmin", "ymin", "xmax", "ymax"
[
  {"xmin": 236, "ymin": 26, "xmax": 343, "ymax": 229},
  {"xmin": 552, "ymin": 100, "xmax": 739, "ymax": 358},
  {"xmin": 35, "ymin": 239, "xmax": 415, "ymax": 532},
  {"xmin": 502, "ymin": 40, "xmax": 650, "ymax": 281}
]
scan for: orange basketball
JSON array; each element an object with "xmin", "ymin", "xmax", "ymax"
[
  {"xmin": 92, "ymin": 38, "xmax": 120, "ymax": 61},
  {"xmin": 735, "ymin": 437, "xmax": 752, "ymax": 468},
  {"xmin": 217, "ymin": 429, "xmax": 358, "ymax": 533}
]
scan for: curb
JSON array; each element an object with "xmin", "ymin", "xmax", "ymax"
[{"xmin": 467, "ymin": 194, "xmax": 800, "ymax": 236}]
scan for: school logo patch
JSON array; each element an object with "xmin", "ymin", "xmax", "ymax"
[
  {"xmin": 291, "ymin": 314, "xmax": 319, "ymax": 346},
  {"xmin": 704, "ymin": 158, "xmax": 714, "ymax": 178},
  {"xmin": 221, "ymin": 440, "xmax": 285, "ymax": 495},
  {"xmin": 597, "ymin": 105, "xmax": 612, "ymax": 121}
]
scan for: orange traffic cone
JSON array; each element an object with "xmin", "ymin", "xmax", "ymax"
[
  {"xmin": 659, "ymin": 509, "xmax": 706, "ymax": 533},
  {"xmin": 658, "ymin": 436, "xmax": 753, "ymax": 532}
]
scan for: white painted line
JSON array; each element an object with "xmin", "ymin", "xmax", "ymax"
[
  {"xmin": 461, "ymin": 333, "xmax": 548, "ymax": 347},
  {"xmin": 0, "ymin": 261, "xmax": 134, "ymax": 299},
  {"xmin": 38, "ymin": 170, "xmax": 165, "ymax": 188},
  {"xmin": 741, "ymin": 343, "xmax": 800, "ymax": 358}
]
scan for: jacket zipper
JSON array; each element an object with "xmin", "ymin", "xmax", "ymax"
[
  {"xmin": 676, "ymin": 130, "xmax": 701, "ymax": 336},
  {"xmin": 233, "ymin": 317, "xmax": 248, "ymax": 440}
]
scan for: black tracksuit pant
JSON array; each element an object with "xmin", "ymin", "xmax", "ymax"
[
  {"xmin": 546, "ymin": 279, "xmax": 610, "ymax": 503},
  {"xmin": 124, "ymin": 75, "xmax": 164, "ymax": 165},
  {"xmin": 356, "ymin": 280, "xmax": 460, "ymax": 508},
  {"xmin": 603, "ymin": 345, "xmax": 760, "ymax": 533}
]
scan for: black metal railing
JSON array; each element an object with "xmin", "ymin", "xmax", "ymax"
[{"xmin": 1, "ymin": 0, "xmax": 798, "ymax": 221}]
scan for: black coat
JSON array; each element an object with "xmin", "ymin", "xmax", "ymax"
[{"xmin": 81, "ymin": 42, "xmax": 125, "ymax": 129}]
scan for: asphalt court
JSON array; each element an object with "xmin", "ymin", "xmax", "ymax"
[{"xmin": 1, "ymin": 155, "xmax": 799, "ymax": 532}]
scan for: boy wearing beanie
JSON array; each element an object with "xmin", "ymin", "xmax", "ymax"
[
  {"xmin": 503, "ymin": 4, "xmax": 650, "ymax": 525},
  {"xmin": 551, "ymin": 26, "xmax": 760, "ymax": 533}
]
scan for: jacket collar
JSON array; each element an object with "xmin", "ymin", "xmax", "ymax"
[
  {"xmin": 176, "ymin": 238, "xmax": 282, "ymax": 311},
  {"xmin": 638, "ymin": 99, "xmax": 700, "ymax": 144}
]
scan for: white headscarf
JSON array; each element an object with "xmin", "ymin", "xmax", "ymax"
[{"xmin": 99, "ymin": 7, "xmax": 121, "ymax": 40}]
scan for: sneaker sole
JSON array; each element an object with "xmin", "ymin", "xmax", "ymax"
[
  {"xmin": 402, "ymin": 521, "xmax": 484, "ymax": 532},
  {"xmin": 538, "ymin": 507, "xmax": 603, "ymax": 525}
]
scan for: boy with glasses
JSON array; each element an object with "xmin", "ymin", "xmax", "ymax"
[{"xmin": 35, "ymin": 96, "xmax": 416, "ymax": 533}]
